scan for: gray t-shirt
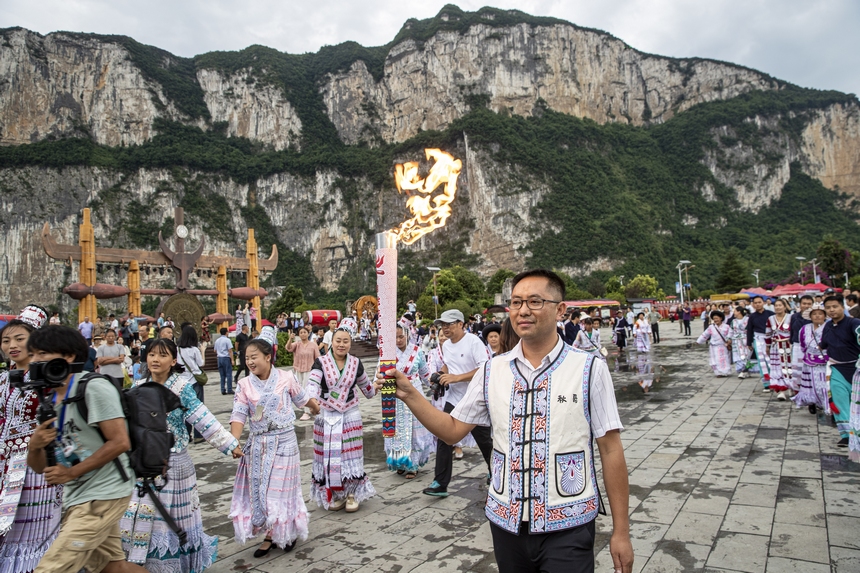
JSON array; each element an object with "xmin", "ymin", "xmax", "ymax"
[
  {"xmin": 56, "ymin": 374, "xmax": 134, "ymax": 508},
  {"xmin": 96, "ymin": 343, "xmax": 125, "ymax": 378}
]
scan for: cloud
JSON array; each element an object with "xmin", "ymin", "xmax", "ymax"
[{"xmin": 3, "ymin": 0, "xmax": 858, "ymax": 94}]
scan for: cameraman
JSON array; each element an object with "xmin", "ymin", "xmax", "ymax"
[{"xmin": 25, "ymin": 326, "xmax": 144, "ymax": 573}]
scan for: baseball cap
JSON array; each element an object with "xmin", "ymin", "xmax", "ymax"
[{"xmin": 435, "ymin": 309, "xmax": 465, "ymax": 324}]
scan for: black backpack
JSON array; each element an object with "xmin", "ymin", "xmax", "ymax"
[{"xmin": 63, "ymin": 373, "xmax": 188, "ymax": 544}]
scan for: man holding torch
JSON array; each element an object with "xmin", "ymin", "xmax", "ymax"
[{"xmin": 377, "ymin": 269, "xmax": 633, "ymax": 573}]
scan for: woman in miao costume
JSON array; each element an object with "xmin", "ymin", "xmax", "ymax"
[
  {"xmin": 384, "ymin": 322, "xmax": 432, "ymax": 479},
  {"xmin": 765, "ymin": 298, "xmax": 793, "ymax": 401},
  {"xmin": 633, "ymin": 312, "xmax": 651, "ymax": 352},
  {"xmin": 307, "ymin": 319, "xmax": 377, "ymax": 512},
  {"xmin": 696, "ymin": 310, "xmax": 733, "ymax": 377},
  {"xmin": 729, "ymin": 307, "xmax": 754, "ymax": 378},
  {"xmin": 573, "ymin": 317, "xmax": 604, "ymax": 359},
  {"xmin": 0, "ymin": 306, "xmax": 63, "ymax": 573},
  {"xmin": 121, "ymin": 339, "xmax": 241, "ymax": 572},
  {"xmin": 230, "ymin": 333, "xmax": 320, "ymax": 557},
  {"xmin": 791, "ymin": 304, "xmax": 829, "ymax": 414}
]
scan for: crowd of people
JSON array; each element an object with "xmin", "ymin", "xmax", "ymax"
[{"xmin": 3, "ymin": 274, "xmax": 860, "ymax": 573}]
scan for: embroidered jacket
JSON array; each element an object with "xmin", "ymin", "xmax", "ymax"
[
  {"xmin": 307, "ymin": 354, "xmax": 376, "ymax": 413},
  {"xmin": 482, "ymin": 344, "xmax": 600, "ymax": 534}
]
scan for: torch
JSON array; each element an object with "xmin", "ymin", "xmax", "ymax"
[
  {"xmin": 376, "ymin": 231, "xmax": 399, "ymax": 437},
  {"xmin": 376, "ymin": 149, "xmax": 462, "ymax": 438}
]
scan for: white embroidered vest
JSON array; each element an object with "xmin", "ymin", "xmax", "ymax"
[{"xmin": 483, "ymin": 344, "xmax": 600, "ymax": 534}]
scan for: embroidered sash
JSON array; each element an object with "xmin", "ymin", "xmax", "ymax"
[
  {"xmin": 318, "ymin": 354, "xmax": 361, "ymax": 413},
  {"xmin": 386, "ymin": 345, "xmax": 420, "ymax": 467}
]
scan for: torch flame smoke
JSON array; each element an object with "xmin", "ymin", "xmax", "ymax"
[{"xmin": 392, "ymin": 149, "xmax": 462, "ymax": 245}]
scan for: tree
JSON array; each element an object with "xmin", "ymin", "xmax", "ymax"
[
  {"xmin": 421, "ymin": 269, "xmax": 465, "ymax": 306},
  {"xmin": 714, "ymin": 248, "xmax": 749, "ymax": 292},
  {"xmin": 624, "ymin": 275, "xmax": 660, "ymax": 299},
  {"xmin": 605, "ymin": 276, "xmax": 623, "ymax": 294},
  {"xmin": 267, "ymin": 285, "xmax": 305, "ymax": 320},
  {"xmin": 397, "ymin": 275, "xmax": 421, "ymax": 313},
  {"xmin": 586, "ymin": 276, "xmax": 607, "ymax": 297},
  {"xmin": 817, "ymin": 236, "xmax": 856, "ymax": 281},
  {"xmin": 449, "ymin": 266, "xmax": 485, "ymax": 300},
  {"xmin": 486, "ymin": 269, "xmax": 516, "ymax": 298}
]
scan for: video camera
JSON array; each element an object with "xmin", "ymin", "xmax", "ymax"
[
  {"xmin": 429, "ymin": 372, "xmax": 446, "ymax": 401},
  {"xmin": 10, "ymin": 358, "xmax": 83, "ymax": 466}
]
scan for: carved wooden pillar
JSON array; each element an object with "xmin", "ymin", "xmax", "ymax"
[
  {"xmin": 79, "ymin": 208, "xmax": 97, "ymax": 324},
  {"xmin": 246, "ymin": 229, "xmax": 261, "ymax": 316},
  {"xmin": 216, "ymin": 265, "xmax": 228, "ymax": 329},
  {"xmin": 128, "ymin": 260, "xmax": 141, "ymax": 317}
]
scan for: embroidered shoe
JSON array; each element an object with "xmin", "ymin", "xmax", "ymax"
[
  {"xmin": 328, "ymin": 497, "xmax": 347, "ymax": 511},
  {"xmin": 422, "ymin": 481, "xmax": 448, "ymax": 497},
  {"xmin": 776, "ymin": 391, "xmax": 787, "ymax": 401},
  {"xmin": 299, "ymin": 413, "xmax": 312, "ymax": 421},
  {"xmin": 345, "ymin": 494, "xmax": 359, "ymax": 513}
]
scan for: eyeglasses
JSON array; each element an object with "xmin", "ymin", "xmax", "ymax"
[{"xmin": 509, "ymin": 297, "xmax": 562, "ymax": 310}]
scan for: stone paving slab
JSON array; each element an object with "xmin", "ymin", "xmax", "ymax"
[{"xmin": 188, "ymin": 322, "xmax": 860, "ymax": 572}]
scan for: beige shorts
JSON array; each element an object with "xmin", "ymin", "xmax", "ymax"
[{"xmin": 35, "ymin": 495, "xmax": 130, "ymax": 573}]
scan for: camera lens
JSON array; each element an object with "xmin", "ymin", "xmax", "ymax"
[{"xmin": 44, "ymin": 358, "xmax": 70, "ymax": 383}]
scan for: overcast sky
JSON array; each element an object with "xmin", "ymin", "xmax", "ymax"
[{"xmin": 4, "ymin": 0, "xmax": 858, "ymax": 96}]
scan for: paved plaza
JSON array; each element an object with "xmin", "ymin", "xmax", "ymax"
[{"xmin": 191, "ymin": 322, "xmax": 860, "ymax": 572}]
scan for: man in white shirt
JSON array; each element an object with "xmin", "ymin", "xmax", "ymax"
[
  {"xmin": 421, "ymin": 309, "xmax": 491, "ymax": 497},
  {"xmin": 320, "ymin": 319, "xmax": 338, "ymax": 354},
  {"xmin": 378, "ymin": 270, "xmax": 633, "ymax": 573}
]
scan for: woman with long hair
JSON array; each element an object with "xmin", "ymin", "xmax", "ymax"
[
  {"xmin": 177, "ymin": 325, "xmax": 206, "ymax": 442},
  {"xmin": 498, "ymin": 318, "xmax": 520, "ymax": 355},
  {"xmin": 286, "ymin": 326, "xmax": 320, "ymax": 421},
  {"xmin": 0, "ymin": 306, "xmax": 63, "ymax": 573},
  {"xmin": 230, "ymin": 339, "xmax": 319, "ymax": 557},
  {"xmin": 121, "ymin": 339, "xmax": 241, "ymax": 572},
  {"xmin": 307, "ymin": 323, "xmax": 377, "ymax": 512},
  {"xmin": 766, "ymin": 298, "xmax": 793, "ymax": 400}
]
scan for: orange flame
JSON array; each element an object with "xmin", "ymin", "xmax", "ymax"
[{"xmin": 392, "ymin": 148, "xmax": 462, "ymax": 245}]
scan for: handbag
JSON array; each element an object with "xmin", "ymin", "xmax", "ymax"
[{"xmin": 179, "ymin": 348, "xmax": 208, "ymax": 385}]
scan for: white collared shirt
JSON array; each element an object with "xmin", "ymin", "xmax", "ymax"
[{"xmin": 452, "ymin": 335, "xmax": 623, "ymax": 439}]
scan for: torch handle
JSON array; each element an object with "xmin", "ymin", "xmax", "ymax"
[{"xmin": 378, "ymin": 360, "xmax": 398, "ymax": 437}]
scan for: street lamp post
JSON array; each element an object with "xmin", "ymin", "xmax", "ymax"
[
  {"xmin": 752, "ymin": 269, "xmax": 760, "ymax": 286},
  {"xmin": 426, "ymin": 266, "xmax": 441, "ymax": 320},
  {"xmin": 810, "ymin": 258, "xmax": 820, "ymax": 284},
  {"xmin": 795, "ymin": 256, "xmax": 806, "ymax": 283},
  {"xmin": 845, "ymin": 272, "xmax": 850, "ymax": 289},
  {"xmin": 677, "ymin": 260, "xmax": 691, "ymax": 305}
]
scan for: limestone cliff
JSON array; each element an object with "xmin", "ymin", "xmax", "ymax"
[
  {"xmin": 322, "ymin": 23, "xmax": 776, "ymax": 145},
  {"xmin": 0, "ymin": 6, "xmax": 859, "ymax": 314}
]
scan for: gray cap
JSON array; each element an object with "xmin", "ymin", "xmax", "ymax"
[{"xmin": 435, "ymin": 309, "xmax": 465, "ymax": 324}]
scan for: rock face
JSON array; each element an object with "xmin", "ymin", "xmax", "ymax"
[
  {"xmin": 322, "ymin": 23, "xmax": 777, "ymax": 145},
  {"xmin": 0, "ymin": 28, "xmax": 188, "ymax": 146},
  {"xmin": 197, "ymin": 69, "xmax": 302, "ymax": 150},
  {"xmin": 0, "ymin": 10, "xmax": 859, "ymax": 313}
]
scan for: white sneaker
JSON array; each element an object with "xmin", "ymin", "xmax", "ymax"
[
  {"xmin": 777, "ymin": 391, "xmax": 787, "ymax": 401},
  {"xmin": 345, "ymin": 494, "xmax": 359, "ymax": 513},
  {"xmin": 762, "ymin": 388, "xmax": 771, "ymax": 393},
  {"xmin": 738, "ymin": 372, "xmax": 746, "ymax": 379},
  {"xmin": 328, "ymin": 498, "xmax": 347, "ymax": 511}
]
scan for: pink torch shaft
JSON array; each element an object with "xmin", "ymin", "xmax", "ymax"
[{"xmin": 375, "ymin": 231, "xmax": 398, "ymax": 437}]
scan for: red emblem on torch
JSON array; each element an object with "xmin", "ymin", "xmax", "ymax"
[{"xmin": 376, "ymin": 255, "xmax": 385, "ymax": 275}]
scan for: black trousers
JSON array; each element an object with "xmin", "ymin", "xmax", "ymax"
[
  {"xmin": 651, "ymin": 322, "xmax": 660, "ymax": 343},
  {"xmin": 186, "ymin": 382, "xmax": 204, "ymax": 440},
  {"xmin": 234, "ymin": 353, "xmax": 250, "ymax": 381},
  {"xmin": 434, "ymin": 402, "xmax": 493, "ymax": 488},
  {"xmin": 683, "ymin": 320, "xmax": 691, "ymax": 336},
  {"xmin": 490, "ymin": 521, "xmax": 595, "ymax": 573}
]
